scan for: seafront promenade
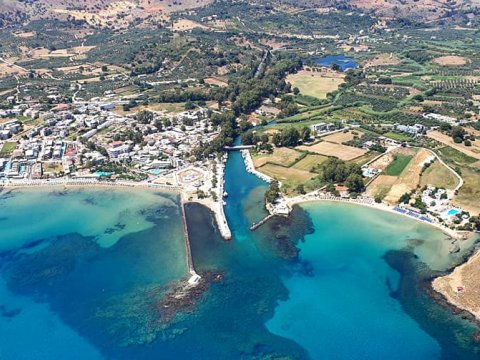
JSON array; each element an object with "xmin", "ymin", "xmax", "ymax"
[{"xmin": 0, "ymin": 178, "xmax": 183, "ymax": 191}]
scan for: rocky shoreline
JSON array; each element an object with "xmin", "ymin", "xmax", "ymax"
[{"xmin": 432, "ymin": 246, "xmax": 480, "ymax": 323}]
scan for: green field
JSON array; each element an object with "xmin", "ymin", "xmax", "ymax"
[
  {"xmin": 384, "ymin": 154, "xmax": 413, "ymax": 176},
  {"xmin": 0, "ymin": 142, "xmax": 17, "ymax": 156},
  {"xmin": 437, "ymin": 146, "xmax": 478, "ymax": 166},
  {"xmin": 291, "ymin": 154, "xmax": 328, "ymax": 172},
  {"xmin": 384, "ymin": 131, "xmax": 413, "ymax": 142}
]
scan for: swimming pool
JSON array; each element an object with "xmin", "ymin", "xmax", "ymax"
[{"xmin": 447, "ymin": 208, "xmax": 460, "ymax": 216}]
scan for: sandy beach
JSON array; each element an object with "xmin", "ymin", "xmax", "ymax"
[
  {"xmin": 433, "ymin": 250, "xmax": 480, "ymax": 321},
  {"xmin": 284, "ymin": 191, "xmax": 468, "ymax": 240}
]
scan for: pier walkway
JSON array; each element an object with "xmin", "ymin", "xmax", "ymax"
[{"xmin": 250, "ymin": 214, "xmax": 275, "ymax": 231}]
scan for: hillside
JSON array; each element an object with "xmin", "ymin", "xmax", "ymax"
[
  {"xmin": 0, "ymin": 0, "xmax": 214, "ymax": 28},
  {"xmin": 283, "ymin": 0, "xmax": 479, "ymax": 21}
]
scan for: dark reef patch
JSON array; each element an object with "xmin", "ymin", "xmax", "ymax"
[{"xmin": 383, "ymin": 248, "xmax": 480, "ymax": 360}]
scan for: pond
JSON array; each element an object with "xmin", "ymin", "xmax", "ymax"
[{"xmin": 315, "ymin": 54, "xmax": 358, "ymax": 71}]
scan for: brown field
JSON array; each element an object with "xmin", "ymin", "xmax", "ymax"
[
  {"xmin": 368, "ymin": 152, "xmax": 395, "ymax": 171},
  {"xmin": 29, "ymin": 45, "xmax": 95, "ymax": 59},
  {"xmin": 364, "ymin": 53, "xmax": 401, "ymax": 68},
  {"xmin": 172, "ymin": 19, "xmax": 208, "ymax": 31},
  {"xmin": 366, "ymin": 175, "xmax": 397, "ymax": 199},
  {"xmin": 286, "ymin": 69, "xmax": 344, "ymax": 99},
  {"xmin": 297, "ymin": 141, "xmax": 367, "ymax": 161},
  {"xmin": 321, "ymin": 130, "xmax": 361, "ymax": 144},
  {"xmin": 433, "ymin": 56, "xmax": 469, "ymax": 66},
  {"xmin": 253, "ymin": 147, "xmax": 302, "ymax": 168},
  {"xmin": 258, "ymin": 163, "xmax": 315, "ymax": 187},
  {"xmin": 291, "ymin": 154, "xmax": 328, "ymax": 172},
  {"xmin": 383, "ymin": 149, "xmax": 430, "ymax": 204},
  {"xmin": 13, "ymin": 31, "xmax": 36, "ymax": 38},
  {"xmin": 0, "ymin": 63, "xmax": 26, "ymax": 77},
  {"xmin": 427, "ymin": 131, "xmax": 480, "ymax": 160},
  {"xmin": 420, "ymin": 159, "xmax": 459, "ymax": 190},
  {"xmin": 204, "ymin": 77, "xmax": 228, "ymax": 87}
]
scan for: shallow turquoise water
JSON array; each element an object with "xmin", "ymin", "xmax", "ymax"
[
  {"xmin": 266, "ymin": 203, "xmax": 447, "ymax": 359},
  {"xmin": 0, "ymin": 152, "xmax": 479, "ymax": 359}
]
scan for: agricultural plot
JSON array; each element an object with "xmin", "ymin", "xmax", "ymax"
[
  {"xmin": 433, "ymin": 56, "xmax": 469, "ymax": 66},
  {"xmin": 383, "ymin": 149, "xmax": 431, "ymax": 204},
  {"xmin": 366, "ymin": 175, "xmax": 398, "ymax": 200},
  {"xmin": 257, "ymin": 163, "xmax": 315, "ymax": 189},
  {"xmin": 427, "ymin": 131, "xmax": 480, "ymax": 160},
  {"xmin": 291, "ymin": 154, "xmax": 328, "ymax": 172},
  {"xmin": 384, "ymin": 154, "xmax": 413, "ymax": 176},
  {"xmin": 297, "ymin": 141, "xmax": 367, "ymax": 161},
  {"xmin": 252, "ymin": 147, "xmax": 303, "ymax": 168},
  {"xmin": 321, "ymin": 130, "xmax": 360, "ymax": 144}
]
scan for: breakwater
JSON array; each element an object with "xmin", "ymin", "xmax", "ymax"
[
  {"xmin": 180, "ymin": 200, "xmax": 201, "ymax": 285},
  {"xmin": 240, "ymin": 149, "xmax": 273, "ymax": 183}
]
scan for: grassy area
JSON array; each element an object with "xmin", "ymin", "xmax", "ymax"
[
  {"xmin": 278, "ymin": 105, "xmax": 341, "ymax": 123},
  {"xmin": 43, "ymin": 162, "xmax": 64, "ymax": 173},
  {"xmin": 351, "ymin": 151, "xmax": 380, "ymax": 166},
  {"xmin": 287, "ymin": 73, "xmax": 344, "ymax": 99},
  {"xmin": 454, "ymin": 167, "xmax": 480, "ymax": 214},
  {"xmin": 252, "ymin": 147, "xmax": 304, "ymax": 168},
  {"xmin": 420, "ymin": 160, "xmax": 459, "ymax": 190},
  {"xmin": 0, "ymin": 142, "xmax": 17, "ymax": 156},
  {"xmin": 258, "ymin": 163, "xmax": 316, "ymax": 193},
  {"xmin": 437, "ymin": 146, "xmax": 478, "ymax": 166},
  {"xmin": 291, "ymin": 154, "xmax": 328, "ymax": 172},
  {"xmin": 384, "ymin": 131, "xmax": 413, "ymax": 142},
  {"xmin": 384, "ymin": 154, "xmax": 413, "ymax": 176}
]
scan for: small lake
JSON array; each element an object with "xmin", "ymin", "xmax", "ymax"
[{"xmin": 315, "ymin": 54, "xmax": 358, "ymax": 71}]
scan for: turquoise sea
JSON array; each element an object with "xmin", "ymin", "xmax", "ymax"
[{"xmin": 0, "ymin": 150, "xmax": 479, "ymax": 359}]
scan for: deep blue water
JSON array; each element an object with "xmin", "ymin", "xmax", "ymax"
[
  {"xmin": 0, "ymin": 150, "xmax": 480, "ymax": 359},
  {"xmin": 315, "ymin": 55, "xmax": 358, "ymax": 70}
]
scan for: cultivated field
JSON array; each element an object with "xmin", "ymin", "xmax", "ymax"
[
  {"xmin": 427, "ymin": 131, "xmax": 480, "ymax": 160},
  {"xmin": 291, "ymin": 154, "xmax": 328, "ymax": 171},
  {"xmin": 257, "ymin": 163, "xmax": 315, "ymax": 189},
  {"xmin": 287, "ymin": 70, "xmax": 344, "ymax": 99},
  {"xmin": 433, "ymin": 56, "xmax": 469, "ymax": 66},
  {"xmin": 253, "ymin": 147, "xmax": 303, "ymax": 168},
  {"xmin": 297, "ymin": 141, "xmax": 367, "ymax": 161},
  {"xmin": 364, "ymin": 53, "xmax": 401, "ymax": 68},
  {"xmin": 321, "ymin": 130, "xmax": 361, "ymax": 144},
  {"xmin": 366, "ymin": 175, "xmax": 397, "ymax": 199},
  {"xmin": 383, "ymin": 149, "xmax": 430, "ymax": 204}
]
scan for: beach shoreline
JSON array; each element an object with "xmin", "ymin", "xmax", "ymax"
[{"xmin": 283, "ymin": 191, "xmax": 470, "ymax": 241}]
